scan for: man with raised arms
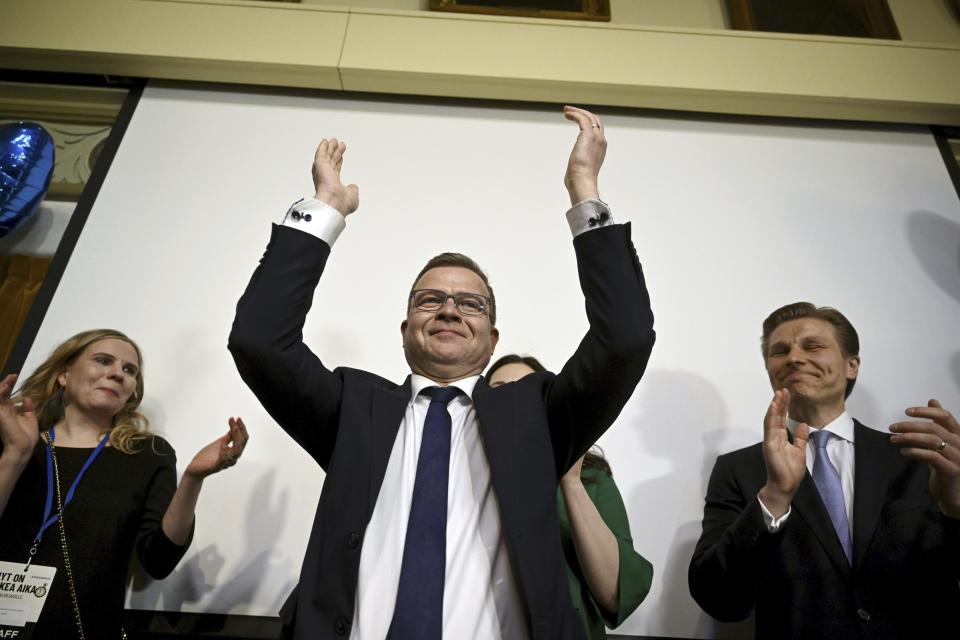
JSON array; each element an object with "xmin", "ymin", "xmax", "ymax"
[{"xmin": 229, "ymin": 107, "xmax": 655, "ymax": 640}]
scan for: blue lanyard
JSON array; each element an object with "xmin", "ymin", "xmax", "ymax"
[{"xmin": 32, "ymin": 426, "xmax": 109, "ymax": 545}]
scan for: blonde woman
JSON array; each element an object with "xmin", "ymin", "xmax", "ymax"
[{"xmin": 0, "ymin": 329, "xmax": 247, "ymax": 639}]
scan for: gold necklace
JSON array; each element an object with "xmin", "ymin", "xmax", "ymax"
[{"xmin": 45, "ymin": 430, "xmax": 86, "ymax": 640}]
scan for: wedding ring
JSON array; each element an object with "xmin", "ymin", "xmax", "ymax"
[
  {"xmin": 936, "ymin": 440, "xmax": 948, "ymax": 453},
  {"xmin": 590, "ymin": 123, "xmax": 600, "ymax": 128}
]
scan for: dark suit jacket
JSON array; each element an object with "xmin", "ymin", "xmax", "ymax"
[
  {"xmin": 689, "ymin": 420, "xmax": 960, "ymax": 640},
  {"xmin": 229, "ymin": 222, "xmax": 655, "ymax": 639}
]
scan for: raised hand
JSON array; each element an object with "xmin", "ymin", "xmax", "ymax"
[
  {"xmin": 183, "ymin": 417, "xmax": 249, "ymax": 479},
  {"xmin": 759, "ymin": 388, "xmax": 809, "ymax": 518},
  {"xmin": 312, "ymin": 138, "xmax": 359, "ymax": 216},
  {"xmin": 562, "ymin": 106, "xmax": 607, "ymax": 206},
  {"xmin": 890, "ymin": 400, "xmax": 960, "ymax": 518},
  {"xmin": 0, "ymin": 373, "xmax": 39, "ymax": 461}
]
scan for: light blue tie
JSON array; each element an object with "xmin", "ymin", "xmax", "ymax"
[{"xmin": 810, "ymin": 429, "xmax": 852, "ymax": 564}]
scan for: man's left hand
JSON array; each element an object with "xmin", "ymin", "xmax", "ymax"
[
  {"xmin": 563, "ymin": 106, "xmax": 606, "ymax": 207},
  {"xmin": 890, "ymin": 399, "xmax": 960, "ymax": 518}
]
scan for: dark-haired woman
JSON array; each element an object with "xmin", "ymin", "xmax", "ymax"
[
  {"xmin": 0, "ymin": 329, "xmax": 247, "ymax": 639},
  {"xmin": 488, "ymin": 354, "xmax": 652, "ymax": 640}
]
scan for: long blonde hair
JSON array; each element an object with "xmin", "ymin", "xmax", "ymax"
[{"xmin": 15, "ymin": 329, "xmax": 151, "ymax": 454}]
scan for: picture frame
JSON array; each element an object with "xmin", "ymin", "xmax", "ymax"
[
  {"xmin": 724, "ymin": 0, "xmax": 900, "ymax": 40},
  {"xmin": 430, "ymin": 0, "xmax": 611, "ymax": 23}
]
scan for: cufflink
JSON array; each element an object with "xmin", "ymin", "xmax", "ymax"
[
  {"xmin": 284, "ymin": 198, "xmax": 304, "ymax": 224},
  {"xmin": 587, "ymin": 209, "xmax": 611, "ymax": 227},
  {"xmin": 284, "ymin": 198, "xmax": 314, "ymax": 224}
]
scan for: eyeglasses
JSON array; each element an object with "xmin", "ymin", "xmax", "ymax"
[{"xmin": 409, "ymin": 289, "xmax": 493, "ymax": 317}]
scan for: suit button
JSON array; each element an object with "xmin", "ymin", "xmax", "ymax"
[
  {"xmin": 857, "ymin": 608, "xmax": 871, "ymax": 622},
  {"xmin": 335, "ymin": 616, "xmax": 350, "ymax": 635},
  {"xmin": 347, "ymin": 532, "xmax": 360, "ymax": 549}
]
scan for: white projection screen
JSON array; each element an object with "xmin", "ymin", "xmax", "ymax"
[{"xmin": 18, "ymin": 82, "xmax": 960, "ymax": 639}]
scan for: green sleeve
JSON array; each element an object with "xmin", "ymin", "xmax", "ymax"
[{"xmin": 584, "ymin": 468, "xmax": 654, "ymax": 629}]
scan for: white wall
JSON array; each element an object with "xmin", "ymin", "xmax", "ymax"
[{"xmin": 19, "ymin": 82, "xmax": 960, "ymax": 638}]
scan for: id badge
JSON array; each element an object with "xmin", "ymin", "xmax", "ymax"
[{"xmin": 0, "ymin": 560, "xmax": 56, "ymax": 640}]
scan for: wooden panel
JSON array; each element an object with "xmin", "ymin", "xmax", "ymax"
[
  {"xmin": 1, "ymin": 0, "xmax": 959, "ymax": 124},
  {"xmin": 340, "ymin": 10, "xmax": 960, "ymax": 124},
  {"xmin": 0, "ymin": 82, "xmax": 126, "ymax": 125},
  {"xmin": 0, "ymin": 0, "xmax": 348, "ymax": 90}
]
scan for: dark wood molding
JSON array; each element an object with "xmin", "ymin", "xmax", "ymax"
[{"xmin": 931, "ymin": 126, "xmax": 960, "ymax": 202}]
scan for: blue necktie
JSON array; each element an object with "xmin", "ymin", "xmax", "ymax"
[
  {"xmin": 810, "ymin": 429, "xmax": 852, "ymax": 564},
  {"xmin": 387, "ymin": 386, "xmax": 460, "ymax": 640}
]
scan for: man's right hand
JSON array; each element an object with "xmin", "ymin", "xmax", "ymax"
[
  {"xmin": 758, "ymin": 388, "xmax": 808, "ymax": 518},
  {"xmin": 312, "ymin": 138, "xmax": 359, "ymax": 216}
]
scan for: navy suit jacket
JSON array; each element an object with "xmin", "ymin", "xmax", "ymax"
[
  {"xmin": 229, "ymin": 222, "xmax": 655, "ymax": 639},
  {"xmin": 689, "ymin": 420, "xmax": 960, "ymax": 640}
]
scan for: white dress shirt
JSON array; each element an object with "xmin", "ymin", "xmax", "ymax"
[
  {"xmin": 281, "ymin": 196, "xmax": 614, "ymax": 638},
  {"xmin": 759, "ymin": 411, "xmax": 855, "ymax": 533},
  {"xmin": 350, "ymin": 374, "xmax": 526, "ymax": 639}
]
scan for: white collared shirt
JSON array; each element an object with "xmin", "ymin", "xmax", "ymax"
[
  {"xmin": 759, "ymin": 411, "xmax": 856, "ymax": 532},
  {"xmin": 281, "ymin": 196, "xmax": 614, "ymax": 638},
  {"xmin": 350, "ymin": 374, "xmax": 526, "ymax": 639}
]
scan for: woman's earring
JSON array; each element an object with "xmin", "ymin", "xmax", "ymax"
[{"xmin": 42, "ymin": 384, "xmax": 67, "ymax": 421}]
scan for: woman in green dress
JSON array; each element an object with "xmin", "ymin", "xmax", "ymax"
[{"xmin": 488, "ymin": 354, "xmax": 653, "ymax": 640}]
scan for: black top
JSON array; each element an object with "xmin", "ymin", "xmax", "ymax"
[{"xmin": 0, "ymin": 435, "xmax": 191, "ymax": 638}]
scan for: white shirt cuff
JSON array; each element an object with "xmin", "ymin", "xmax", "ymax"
[
  {"xmin": 282, "ymin": 198, "xmax": 346, "ymax": 247},
  {"xmin": 566, "ymin": 199, "xmax": 614, "ymax": 237},
  {"xmin": 758, "ymin": 494, "xmax": 791, "ymax": 532}
]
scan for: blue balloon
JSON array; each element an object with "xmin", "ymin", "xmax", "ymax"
[{"xmin": 0, "ymin": 122, "xmax": 55, "ymax": 238}]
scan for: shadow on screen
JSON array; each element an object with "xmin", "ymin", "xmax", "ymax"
[
  {"xmin": 622, "ymin": 369, "xmax": 756, "ymax": 638},
  {"xmin": 905, "ymin": 210, "xmax": 960, "ymax": 304},
  {"xmin": 128, "ymin": 468, "xmax": 295, "ymax": 615},
  {"xmin": 952, "ymin": 352, "xmax": 960, "ymax": 393}
]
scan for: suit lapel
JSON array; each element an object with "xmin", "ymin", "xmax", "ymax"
[
  {"xmin": 852, "ymin": 420, "xmax": 896, "ymax": 568},
  {"xmin": 471, "ymin": 377, "xmax": 524, "ymax": 516},
  {"xmin": 792, "ymin": 473, "xmax": 852, "ymax": 578},
  {"xmin": 471, "ymin": 377, "xmax": 501, "ymax": 471},
  {"xmin": 367, "ymin": 376, "xmax": 412, "ymax": 516}
]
